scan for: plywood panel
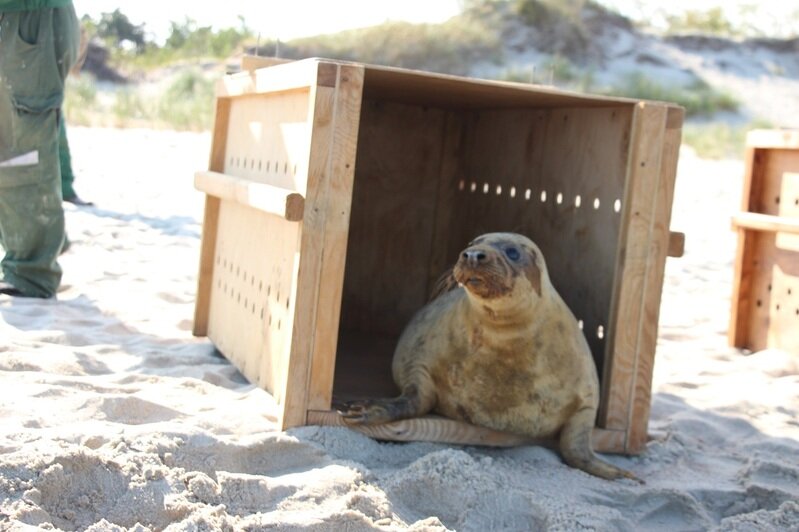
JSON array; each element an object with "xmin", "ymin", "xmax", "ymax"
[
  {"xmin": 208, "ymin": 202, "xmax": 299, "ymax": 401},
  {"xmin": 340, "ymin": 100, "xmax": 449, "ymax": 335},
  {"xmin": 224, "ymin": 90, "xmax": 313, "ymax": 193},
  {"xmin": 455, "ymin": 106, "xmax": 633, "ymax": 371}
]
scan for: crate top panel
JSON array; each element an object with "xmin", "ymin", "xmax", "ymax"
[
  {"xmin": 746, "ymin": 129, "xmax": 799, "ymax": 149},
  {"xmin": 223, "ymin": 57, "xmax": 681, "ymax": 112}
]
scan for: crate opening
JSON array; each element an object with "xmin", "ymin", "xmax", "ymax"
[{"xmin": 331, "ymin": 91, "xmax": 636, "ymax": 409}]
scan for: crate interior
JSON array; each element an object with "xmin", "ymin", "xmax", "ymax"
[{"xmin": 333, "ymin": 74, "xmax": 636, "ymax": 405}]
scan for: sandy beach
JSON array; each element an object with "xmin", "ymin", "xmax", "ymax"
[{"xmin": 1, "ymin": 126, "xmax": 798, "ymax": 531}]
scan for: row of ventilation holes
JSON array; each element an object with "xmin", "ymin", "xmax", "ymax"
[
  {"xmin": 458, "ymin": 180, "xmax": 622, "ymax": 213},
  {"xmin": 228, "ymin": 156, "xmax": 297, "ymax": 176},
  {"xmin": 577, "ymin": 320, "xmax": 606, "ymax": 340},
  {"xmin": 215, "ymin": 256, "xmax": 290, "ymax": 330},
  {"xmin": 755, "ymin": 284, "xmax": 799, "ymax": 316}
]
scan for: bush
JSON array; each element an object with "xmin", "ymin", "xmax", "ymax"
[{"xmin": 604, "ymin": 73, "xmax": 738, "ymax": 117}]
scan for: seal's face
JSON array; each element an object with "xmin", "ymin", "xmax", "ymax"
[{"xmin": 453, "ymin": 233, "xmax": 543, "ymax": 300}]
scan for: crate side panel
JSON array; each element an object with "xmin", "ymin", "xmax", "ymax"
[
  {"xmin": 454, "ymin": 106, "xmax": 634, "ymax": 372},
  {"xmin": 224, "ymin": 90, "xmax": 313, "ymax": 194},
  {"xmin": 208, "ymin": 201, "xmax": 300, "ymax": 403},
  {"xmin": 340, "ymin": 100, "xmax": 449, "ymax": 336}
]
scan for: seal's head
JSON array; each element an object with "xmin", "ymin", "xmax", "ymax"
[{"xmin": 452, "ymin": 232, "xmax": 546, "ymax": 302}]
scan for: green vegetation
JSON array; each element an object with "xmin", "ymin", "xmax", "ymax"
[
  {"xmin": 64, "ymin": 69, "xmax": 215, "ymax": 131},
  {"xmin": 602, "ymin": 73, "xmax": 739, "ymax": 117},
  {"xmin": 275, "ymin": 16, "xmax": 502, "ymax": 76},
  {"xmin": 682, "ymin": 120, "xmax": 771, "ymax": 159}
]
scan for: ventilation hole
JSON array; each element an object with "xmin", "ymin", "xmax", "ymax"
[
  {"xmin": 277, "ymin": 320, "xmax": 281, "ymax": 330},
  {"xmin": 540, "ymin": 190, "xmax": 546, "ymax": 202},
  {"xmin": 458, "ymin": 180, "xmax": 465, "ymax": 191},
  {"xmin": 756, "ymin": 299, "xmax": 762, "ymax": 307},
  {"xmin": 223, "ymin": 259, "xmax": 227, "ymax": 268},
  {"xmin": 795, "ymin": 308, "xmax": 799, "ymax": 316},
  {"xmin": 597, "ymin": 325, "xmax": 605, "ymax": 339},
  {"xmin": 229, "ymin": 262, "xmax": 233, "ymax": 272},
  {"xmin": 482, "ymin": 183, "xmax": 489, "ymax": 194},
  {"xmin": 470, "ymin": 182, "xmax": 477, "ymax": 193},
  {"xmin": 795, "ymin": 198, "xmax": 798, "ymax": 206},
  {"xmin": 252, "ymin": 303, "xmax": 256, "ymax": 314},
  {"xmin": 277, "ymin": 291, "xmax": 281, "ymax": 303},
  {"xmin": 776, "ymin": 303, "xmax": 781, "ymax": 311},
  {"xmin": 237, "ymin": 293, "xmax": 241, "ymax": 303},
  {"xmin": 768, "ymin": 284, "xmax": 772, "ymax": 292},
  {"xmin": 217, "ymin": 279, "xmax": 221, "ymax": 289},
  {"xmin": 260, "ymin": 308, "xmax": 264, "ymax": 319},
  {"xmin": 259, "ymin": 281, "xmax": 263, "ymax": 291},
  {"xmin": 258, "ymin": 160, "xmax": 262, "ymax": 170},
  {"xmin": 251, "ymin": 275, "xmax": 255, "ymax": 286},
  {"xmin": 216, "ymin": 256, "xmax": 220, "ymax": 265},
  {"xmin": 266, "ymin": 161, "xmax": 271, "ymax": 171},
  {"xmin": 244, "ymin": 297, "xmax": 248, "ymax": 308},
  {"xmin": 614, "ymin": 199, "xmax": 622, "ymax": 213},
  {"xmin": 574, "ymin": 195, "xmax": 582, "ymax": 208},
  {"xmin": 495, "ymin": 185, "xmax": 503, "ymax": 195},
  {"xmin": 268, "ymin": 285, "xmax": 272, "ymax": 296},
  {"xmin": 775, "ymin": 196, "xmax": 780, "ymax": 205},
  {"xmin": 251, "ymin": 159, "xmax": 256, "ymax": 169},
  {"xmin": 236, "ymin": 266, "xmax": 240, "ymax": 277},
  {"xmin": 525, "ymin": 189, "xmax": 532, "ymax": 200},
  {"xmin": 556, "ymin": 192, "xmax": 563, "ymax": 205},
  {"xmin": 509, "ymin": 186, "xmax": 517, "ymax": 198},
  {"xmin": 788, "ymin": 288, "xmax": 793, "ymax": 296},
  {"xmin": 593, "ymin": 198, "xmax": 601, "ymax": 210},
  {"xmin": 229, "ymin": 156, "xmax": 234, "ymax": 165},
  {"xmin": 293, "ymin": 164, "xmax": 298, "ymax": 175},
  {"xmin": 284, "ymin": 162, "xmax": 289, "ymax": 174},
  {"xmin": 269, "ymin": 316, "xmax": 272, "ymax": 326},
  {"xmin": 577, "ymin": 319, "xmax": 584, "ymax": 330},
  {"xmin": 286, "ymin": 297, "xmax": 290, "ymax": 309}
]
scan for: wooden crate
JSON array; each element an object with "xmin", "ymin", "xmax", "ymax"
[
  {"xmin": 193, "ymin": 58, "xmax": 684, "ymax": 454},
  {"xmin": 730, "ymin": 130, "xmax": 799, "ymax": 353}
]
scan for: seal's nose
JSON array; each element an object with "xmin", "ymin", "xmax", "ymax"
[{"xmin": 461, "ymin": 249, "xmax": 487, "ymax": 265}]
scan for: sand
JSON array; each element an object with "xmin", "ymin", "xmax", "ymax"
[{"xmin": 1, "ymin": 126, "xmax": 798, "ymax": 531}]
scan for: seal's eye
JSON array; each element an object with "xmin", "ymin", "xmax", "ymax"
[{"xmin": 505, "ymin": 247, "xmax": 520, "ymax": 261}]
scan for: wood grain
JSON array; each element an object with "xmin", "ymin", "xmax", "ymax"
[
  {"xmin": 601, "ymin": 103, "xmax": 667, "ymax": 432},
  {"xmin": 193, "ymin": 96, "xmax": 231, "ymax": 337},
  {"xmin": 306, "ymin": 64, "xmax": 366, "ymax": 412}
]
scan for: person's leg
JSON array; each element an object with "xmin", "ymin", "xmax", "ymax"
[{"xmin": 0, "ymin": 6, "xmax": 79, "ymax": 297}]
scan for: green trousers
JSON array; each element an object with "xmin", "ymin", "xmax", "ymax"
[{"xmin": 0, "ymin": 6, "xmax": 79, "ymax": 297}]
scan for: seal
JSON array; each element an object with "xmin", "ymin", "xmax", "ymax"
[{"xmin": 341, "ymin": 232, "xmax": 637, "ymax": 481}]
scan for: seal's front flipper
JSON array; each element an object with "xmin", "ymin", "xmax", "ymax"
[{"xmin": 339, "ymin": 385, "xmax": 434, "ymax": 426}]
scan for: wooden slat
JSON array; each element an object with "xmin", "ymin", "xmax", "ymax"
[
  {"xmin": 668, "ymin": 231, "xmax": 685, "ymax": 258},
  {"xmin": 601, "ymin": 103, "xmax": 668, "ymax": 432},
  {"xmin": 729, "ymin": 146, "xmax": 761, "ymax": 347},
  {"xmin": 307, "ymin": 410, "xmax": 627, "ymax": 454},
  {"xmin": 194, "ymin": 170, "xmax": 305, "ymax": 221},
  {"xmin": 731, "ymin": 212, "xmax": 799, "ymax": 234},
  {"xmin": 218, "ymin": 60, "xmax": 336, "ymax": 98},
  {"xmin": 193, "ymin": 97, "xmax": 232, "ymax": 337},
  {"xmin": 626, "ymin": 106, "xmax": 682, "ymax": 452},
  {"xmin": 306, "ymin": 64, "xmax": 365, "ymax": 412}
]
